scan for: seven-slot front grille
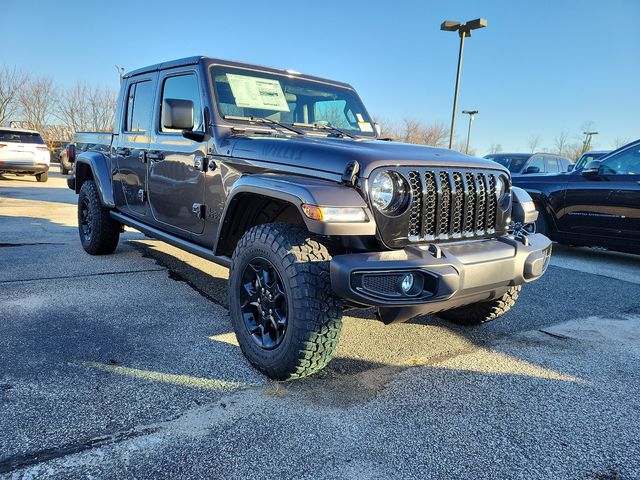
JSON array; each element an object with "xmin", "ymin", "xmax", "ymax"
[{"xmin": 406, "ymin": 169, "xmax": 503, "ymax": 242}]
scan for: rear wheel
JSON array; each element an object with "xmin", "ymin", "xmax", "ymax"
[
  {"xmin": 77, "ymin": 180, "xmax": 120, "ymax": 255},
  {"xmin": 229, "ymin": 223, "xmax": 342, "ymax": 380},
  {"xmin": 35, "ymin": 172, "xmax": 48, "ymax": 182},
  {"xmin": 437, "ymin": 286, "xmax": 521, "ymax": 326},
  {"xmin": 60, "ymin": 164, "xmax": 69, "ymax": 175}
]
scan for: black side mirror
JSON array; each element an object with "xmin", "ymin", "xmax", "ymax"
[
  {"xmin": 163, "ymin": 98, "xmax": 194, "ymax": 131},
  {"xmin": 582, "ymin": 160, "xmax": 602, "ymax": 176},
  {"xmin": 524, "ymin": 166, "xmax": 540, "ymax": 174},
  {"xmin": 567, "ymin": 164, "xmax": 574, "ymax": 172}
]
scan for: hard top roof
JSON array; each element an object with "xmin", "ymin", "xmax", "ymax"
[
  {"xmin": 0, "ymin": 127, "xmax": 41, "ymax": 134},
  {"xmin": 123, "ymin": 56, "xmax": 353, "ymax": 89}
]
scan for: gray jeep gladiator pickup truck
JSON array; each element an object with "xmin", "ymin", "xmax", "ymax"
[{"xmin": 68, "ymin": 56, "xmax": 551, "ymax": 380}]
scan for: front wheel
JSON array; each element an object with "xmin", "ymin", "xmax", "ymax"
[
  {"xmin": 229, "ymin": 223, "xmax": 343, "ymax": 380},
  {"xmin": 436, "ymin": 286, "xmax": 521, "ymax": 326},
  {"xmin": 77, "ymin": 180, "xmax": 120, "ymax": 255}
]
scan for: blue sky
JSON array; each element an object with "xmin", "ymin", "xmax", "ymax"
[{"xmin": 4, "ymin": 0, "xmax": 639, "ymax": 154}]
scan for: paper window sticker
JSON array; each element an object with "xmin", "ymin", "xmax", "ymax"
[
  {"xmin": 226, "ymin": 74, "xmax": 290, "ymax": 112},
  {"xmin": 358, "ymin": 122, "xmax": 374, "ymax": 132}
]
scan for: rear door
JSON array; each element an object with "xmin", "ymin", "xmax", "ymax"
[
  {"xmin": 113, "ymin": 75, "xmax": 156, "ymax": 217},
  {"xmin": 147, "ymin": 70, "xmax": 207, "ymax": 235}
]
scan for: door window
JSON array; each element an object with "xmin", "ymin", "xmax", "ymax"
[
  {"xmin": 526, "ymin": 156, "xmax": 545, "ymax": 173},
  {"xmin": 125, "ymin": 81, "xmax": 154, "ymax": 133},
  {"xmin": 544, "ymin": 156, "xmax": 561, "ymax": 173},
  {"xmin": 160, "ymin": 74, "xmax": 203, "ymax": 133},
  {"xmin": 601, "ymin": 144, "xmax": 640, "ymax": 175}
]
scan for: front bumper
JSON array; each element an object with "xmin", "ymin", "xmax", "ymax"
[
  {"xmin": 330, "ymin": 233, "xmax": 552, "ymax": 323},
  {"xmin": 0, "ymin": 163, "xmax": 49, "ymax": 174}
]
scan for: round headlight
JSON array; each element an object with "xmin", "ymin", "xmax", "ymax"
[{"xmin": 370, "ymin": 171, "xmax": 409, "ymax": 215}]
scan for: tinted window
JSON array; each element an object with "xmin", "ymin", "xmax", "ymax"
[
  {"xmin": 601, "ymin": 144, "xmax": 640, "ymax": 175},
  {"xmin": 484, "ymin": 154, "xmax": 530, "ymax": 173},
  {"xmin": 575, "ymin": 152, "xmax": 610, "ymax": 170},
  {"xmin": 125, "ymin": 81, "xmax": 153, "ymax": 132},
  {"xmin": 160, "ymin": 74, "xmax": 202, "ymax": 133},
  {"xmin": 0, "ymin": 130, "xmax": 45, "ymax": 144}
]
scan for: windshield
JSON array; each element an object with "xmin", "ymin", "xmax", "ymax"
[
  {"xmin": 0, "ymin": 130, "xmax": 45, "ymax": 144},
  {"xmin": 575, "ymin": 152, "xmax": 609, "ymax": 170},
  {"xmin": 484, "ymin": 154, "xmax": 530, "ymax": 173},
  {"xmin": 211, "ymin": 66, "xmax": 375, "ymax": 137}
]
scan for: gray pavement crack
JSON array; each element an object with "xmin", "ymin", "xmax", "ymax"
[
  {"xmin": 0, "ymin": 426, "xmax": 160, "ymax": 474},
  {"xmin": 0, "ymin": 242, "xmax": 65, "ymax": 247},
  {"xmin": 0, "ymin": 268, "xmax": 166, "ymax": 284}
]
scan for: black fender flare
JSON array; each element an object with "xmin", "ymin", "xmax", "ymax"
[
  {"xmin": 214, "ymin": 174, "xmax": 376, "ymax": 254},
  {"xmin": 74, "ymin": 152, "xmax": 115, "ymax": 208}
]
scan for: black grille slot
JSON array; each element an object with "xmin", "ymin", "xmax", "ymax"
[
  {"xmin": 487, "ymin": 175, "xmax": 497, "ymax": 231},
  {"xmin": 438, "ymin": 172, "xmax": 451, "ymax": 236},
  {"xmin": 401, "ymin": 168, "xmax": 503, "ymax": 243},
  {"xmin": 452, "ymin": 172, "xmax": 464, "ymax": 235},
  {"xmin": 407, "ymin": 171, "xmax": 422, "ymax": 238},
  {"xmin": 423, "ymin": 172, "xmax": 437, "ymax": 238},
  {"xmin": 475, "ymin": 173, "xmax": 487, "ymax": 232}
]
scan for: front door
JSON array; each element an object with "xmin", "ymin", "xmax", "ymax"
[
  {"xmin": 147, "ymin": 71, "xmax": 206, "ymax": 235},
  {"xmin": 560, "ymin": 143, "xmax": 640, "ymax": 245},
  {"xmin": 114, "ymin": 76, "xmax": 155, "ymax": 217}
]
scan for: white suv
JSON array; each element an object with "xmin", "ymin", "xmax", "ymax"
[{"xmin": 0, "ymin": 128, "xmax": 50, "ymax": 182}]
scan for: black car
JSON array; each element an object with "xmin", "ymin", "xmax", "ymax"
[
  {"xmin": 485, "ymin": 152, "xmax": 573, "ymax": 176},
  {"xmin": 514, "ymin": 139, "xmax": 640, "ymax": 254}
]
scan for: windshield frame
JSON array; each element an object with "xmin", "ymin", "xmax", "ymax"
[{"xmin": 208, "ymin": 63, "xmax": 377, "ymax": 139}]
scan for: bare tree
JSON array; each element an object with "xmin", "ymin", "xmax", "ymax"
[
  {"xmin": 452, "ymin": 139, "xmax": 476, "ymax": 156},
  {"xmin": 489, "ymin": 143, "xmax": 503, "ymax": 154},
  {"xmin": 18, "ymin": 76, "xmax": 56, "ymax": 134},
  {"xmin": 56, "ymin": 83, "xmax": 117, "ymax": 133},
  {"xmin": 564, "ymin": 142, "xmax": 584, "ymax": 161},
  {"xmin": 612, "ymin": 137, "xmax": 630, "ymax": 149},
  {"xmin": 0, "ymin": 65, "xmax": 26, "ymax": 126},
  {"xmin": 527, "ymin": 134, "xmax": 541, "ymax": 153},
  {"xmin": 56, "ymin": 82, "xmax": 91, "ymax": 132},
  {"xmin": 553, "ymin": 130, "xmax": 570, "ymax": 156}
]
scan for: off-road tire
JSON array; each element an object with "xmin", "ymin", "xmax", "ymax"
[
  {"xmin": 229, "ymin": 223, "xmax": 343, "ymax": 380},
  {"xmin": 60, "ymin": 164, "xmax": 69, "ymax": 175},
  {"xmin": 77, "ymin": 180, "xmax": 120, "ymax": 255},
  {"xmin": 437, "ymin": 285, "xmax": 521, "ymax": 326},
  {"xmin": 35, "ymin": 172, "xmax": 48, "ymax": 182}
]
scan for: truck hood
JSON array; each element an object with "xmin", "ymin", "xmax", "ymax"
[{"xmin": 229, "ymin": 135, "xmax": 507, "ymax": 178}]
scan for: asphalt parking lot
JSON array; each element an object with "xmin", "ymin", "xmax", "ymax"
[{"xmin": 1, "ymin": 170, "xmax": 639, "ymax": 479}]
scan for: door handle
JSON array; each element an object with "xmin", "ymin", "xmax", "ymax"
[
  {"xmin": 147, "ymin": 151, "xmax": 164, "ymax": 161},
  {"xmin": 115, "ymin": 147, "xmax": 130, "ymax": 156}
]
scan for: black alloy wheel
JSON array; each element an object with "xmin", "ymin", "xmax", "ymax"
[
  {"xmin": 79, "ymin": 196, "xmax": 93, "ymax": 243},
  {"xmin": 239, "ymin": 257, "xmax": 288, "ymax": 350}
]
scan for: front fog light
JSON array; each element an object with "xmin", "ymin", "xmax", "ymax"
[{"xmin": 400, "ymin": 273, "xmax": 414, "ymax": 294}]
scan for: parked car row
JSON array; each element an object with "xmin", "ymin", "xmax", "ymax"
[
  {"xmin": 484, "ymin": 152, "xmax": 573, "ymax": 176},
  {"xmin": 504, "ymin": 140, "xmax": 640, "ymax": 254}
]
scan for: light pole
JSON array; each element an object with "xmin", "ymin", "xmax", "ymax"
[
  {"xmin": 581, "ymin": 131, "xmax": 598, "ymax": 154},
  {"xmin": 441, "ymin": 18, "xmax": 488, "ymax": 149},
  {"xmin": 462, "ymin": 109, "xmax": 478, "ymax": 154}
]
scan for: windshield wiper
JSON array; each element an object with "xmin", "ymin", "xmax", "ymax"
[
  {"xmin": 292, "ymin": 122, "xmax": 357, "ymax": 139},
  {"xmin": 224, "ymin": 115, "xmax": 304, "ymax": 135}
]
